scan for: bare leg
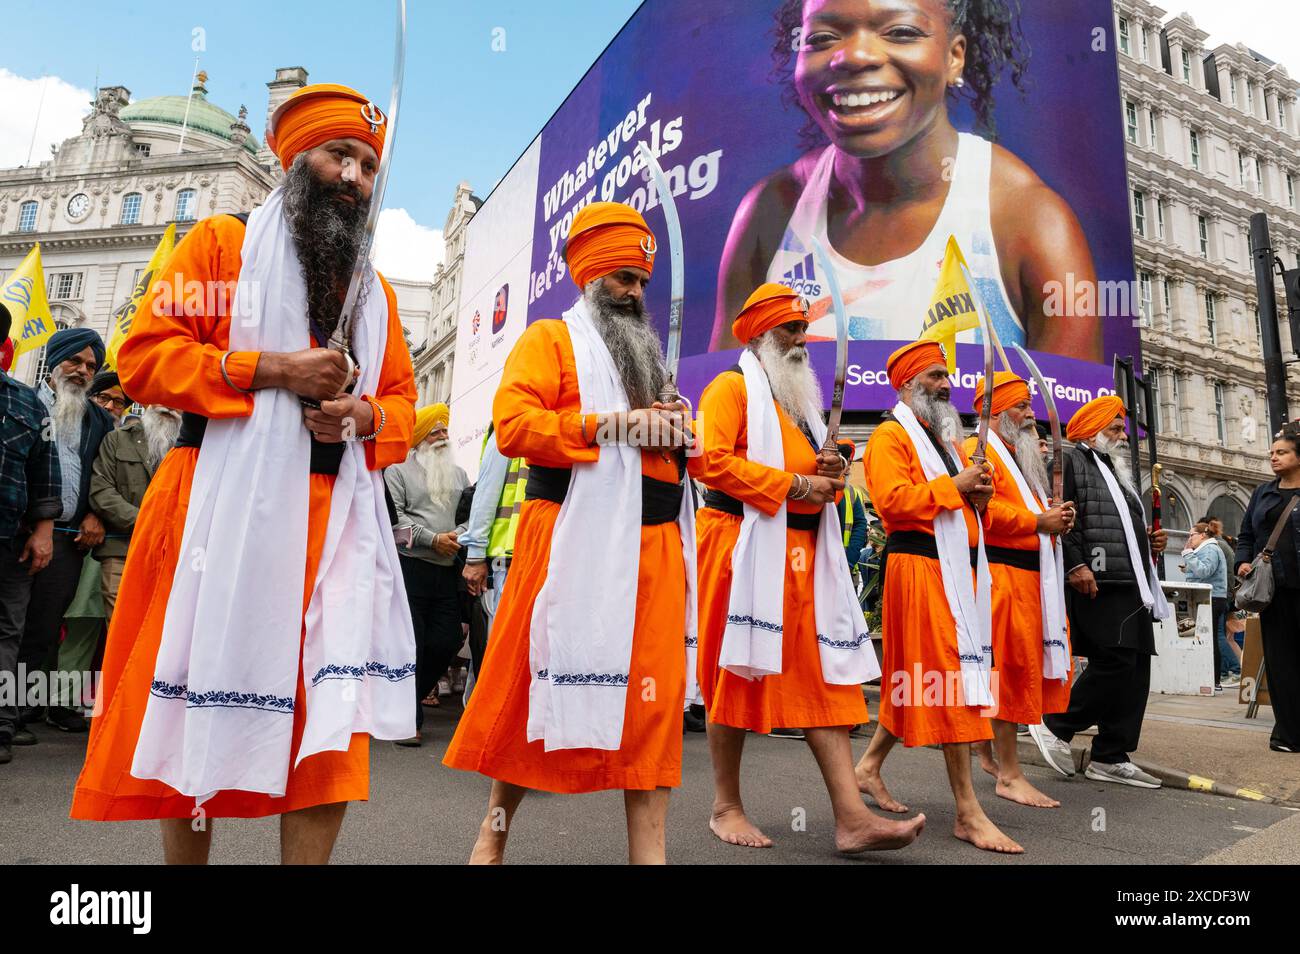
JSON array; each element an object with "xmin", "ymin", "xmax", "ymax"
[
  {"xmin": 854, "ymin": 723, "xmax": 908, "ymax": 812},
  {"xmin": 991, "ymin": 719, "xmax": 1059, "ymax": 808},
  {"xmin": 625, "ymin": 787, "xmax": 672, "ymax": 864},
  {"xmin": 944, "ymin": 742, "xmax": 1024, "ymax": 854},
  {"xmin": 804, "ymin": 726, "xmax": 925, "ymax": 853},
  {"xmin": 280, "ymin": 801, "xmax": 348, "ymax": 864},
  {"xmin": 160, "ymin": 817, "xmax": 213, "ymax": 865},
  {"xmin": 468, "ymin": 779, "xmax": 528, "ymax": 865},
  {"xmin": 705, "ymin": 721, "xmax": 772, "ymax": 847},
  {"xmin": 974, "ymin": 739, "xmax": 998, "ymax": 777}
]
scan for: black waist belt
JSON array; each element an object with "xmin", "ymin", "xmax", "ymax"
[
  {"xmin": 175, "ymin": 410, "xmax": 346, "ymax": 475},
  {"xmin": 886, "ymin": 530, "xmax": 977, "ymax": 568},
  {"xmin": 985, "ymin": 544, "xmax": 1040, "ymax": 572},
  {"xmin": 526, "ymin": 464, "xmax": 683, "ymax": 525},
  {"xmin": 703, "ymin": 488, "xmax": 821, "ymax": 532}
]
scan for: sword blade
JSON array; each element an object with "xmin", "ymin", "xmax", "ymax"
[
  {"xmin": 810, "ymin": 236, "xmax": 848, "ymax": 445},
  {"xmin": 1011, "ymin": 343, "xmax": 1063, "ymax": 503},
  {"xmin": 330, "ymin": 0, "xmax": 408, "ymax": 353},
  {"xmin": 635, "ymin": 142, "xmax": 684, "ymax": 393}
]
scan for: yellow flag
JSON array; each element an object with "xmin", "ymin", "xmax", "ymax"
[
  {"xmin": 104, "ymin": 223, "xmax": 176, "ymax": 371},
  {"xmin": 3, "ymin": 244, "xmax": 56, "ymax": 360},
  {"xmin": 919, "ymin": 235, "xmax": 981, "ymax": 373}
]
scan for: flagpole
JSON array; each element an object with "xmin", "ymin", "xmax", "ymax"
[
  {"xmin": 25, "ymin": 76, "xmax": 48, "ymax": 167},
  {"xmin": 176, "ymin": 58, "xmax": 200, "ymax": 154}
]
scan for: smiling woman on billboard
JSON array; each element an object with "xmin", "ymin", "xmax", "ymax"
[{"xmin": 711, "ymin": 0, "xmax": 1102, "ymax": 361}]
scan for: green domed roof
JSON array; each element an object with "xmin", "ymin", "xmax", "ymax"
[{"xmin": 120, "ymin": 91, "xmax": 260, "ymax": 154}]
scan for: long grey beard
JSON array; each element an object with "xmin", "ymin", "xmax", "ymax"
[
  {"xmin": 998, "ymin": 415, "xmax": 1050, "ymax": 502},
  {"xmin": 755, "ymin": 332, "xmax": 822, "ymax": 427},
  {"xmin": 585, "ymin": 283, "xmax": 666, "ymax": 410},
  {"xmin": 281, "ymin": 154, "xmax": 370, "ymax": 342},
  {"xmin": 416, "ymin": 441, "xmax": 458, "ymax": 504},
  {"xmin": 50, "ymin": 369, "xmax": 88, "ymax": 446},
  {"xmin": 142, "ymin": 407, "xmax": 181, "ymax": 468},
  {"xmin": 911, "ymin": 386, "xmax": 964, "ymax": 447},
  {"xmin": 1093, "ymin": 432, "xmax": 1138, "ymax": 499}
]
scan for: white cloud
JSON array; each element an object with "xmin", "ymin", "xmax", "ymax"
[
  {"xmin": 373, "ymin": 207, "xmax": 444, "ymax": 283},
  {"xmin": 0, "ymin": 69, "xmax": 91, "ymax": 170},
  {"xmin": 1166, "ymin": 2, "xmax": 1300, "ymax": 63}
]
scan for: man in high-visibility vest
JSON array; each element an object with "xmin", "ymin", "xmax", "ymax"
[
  {"xmin": 461, "ymin": 425, "xmax": 527, "ymax": 687},
  {"xmin": 835, "ymin": 441, "xmax": 869, "ymax": 587}
]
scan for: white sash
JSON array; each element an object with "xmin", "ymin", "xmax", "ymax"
[
  {"xmin": 890, "ymin": 402, "xmax": 993, "ymax": 706},
  {"xmin": 1082, "ymin": 445, "xmax": 1171, "ymax": 620},
  {"xmin": 526, "ymin": 299, "xmax": 699, "ymax": 749},
  {"xmin": 718, "ymin": 349, "xmax": 879, "ymax": 685},
  {"xmin": 986, "ymin": 431, "xmax": 1070, "ymax": 681},
  {"xmin": 131, "ymin": 187, "xmax": 416, "ymax": 803}
]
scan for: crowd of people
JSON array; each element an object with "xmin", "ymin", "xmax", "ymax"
[{"xmin": 2, "ymin": 78, "xmax": 1297, "ymax": 866}]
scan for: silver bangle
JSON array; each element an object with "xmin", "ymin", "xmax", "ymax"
[
  {"xmin": 220, "ymin": 351, "xmax": 254, "ymax": 394},
  {"xmin": 358, "ymin": 398, "xmax": 386, "ymax": 442}
]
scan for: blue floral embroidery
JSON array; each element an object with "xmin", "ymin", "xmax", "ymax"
[
  {"xmin": 726, "ymin": 613, "xmax": 782, "ymax": 633},
  {"xmin": 685, "ymin": 634, "xmax": 698, "ymax": 648},
  {"xmin": 309, "ymin": 661, "xmax": 416, "ymax": 687},
  {"xmin": 550, "ymin": 672, "xmax": 630, "ymax": 687},
  {"xmin": 1044, "ymin": 638, "xmax": 1068, "ymax": 649},
  {"xmin": 150, "ymin": 680, "xmax": 294, "ymax": 713},
  {"xmin": 816, "ymin": 631, "xmax": 872, "ymax": 650}
]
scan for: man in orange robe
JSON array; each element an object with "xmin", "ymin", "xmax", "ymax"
[
  {"xmin": 961, "ymin": 372, "xmax": 1074, "ymax": 808},
  {"xmin": 694, "ymin": 283, "xmax": 925, "ymax": 855},
  {"xmin": 443, "ymin": 202, "xmax": 697, "ymax": 865},
  {"xmin": 71, "ymin": 83, "xmax": 417, "ymax": 865},
  {"xmin": 856, "ymin": 341, "xmax": 1029, "ymax": 854}
]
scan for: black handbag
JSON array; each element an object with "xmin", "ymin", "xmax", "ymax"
[{"xmin": 1235, "ymin": 496, "xmax": 1299, "ymax": 612}]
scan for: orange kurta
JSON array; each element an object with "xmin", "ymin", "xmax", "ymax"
[
  {"xmin": 442, "ymin": 319, "xmax": 698, "ymax": 793},
  {"xmin": 963, "ymin": 435, "xmax": 1073, "ymax": 722},
  {"xmin": 71, "ymin": 214, "xmax": 416, "ymax": 820},
  {"xmin": 865, "ymin": 419, "xmax": 992, "ymax": 747},
  {"xmin": 695, "ymin": 370, "xmax": 868, "ymax": 732}
]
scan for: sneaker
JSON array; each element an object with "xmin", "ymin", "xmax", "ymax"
[
  {"xmin": 11, "ymin": 728, "xmax": 37, "ymax": 746},
  {"xmin": 768, "ymin": 727, "xmax": 805, "ymax": 740},
  {"xmin": 1084, "ymin": 760, "xmax": 1162, "ymax": 789},
  {"xmin": 1027, "ymin": 722, "xmax": 1075, "ymax": 777},
  {"xmin": 45, "ymin": 707, "xmax": 89, "ymax": 733},
  {"xmin": 393, "ymin": 733, "xmax": 423, "ymax": 748},
  {"xmin": 683, "ymin": 706, "xmax": 706, "ymax": 733},
  {"xmin": 1220, "ymin": 674, "xmax": 1241, "ymax": 688},
  {"xmin": 1269, "ymin": 740, "xmax": 1298, "ymax": 754},
  {"xmin": 437, "ymin": 677, "xmax": 451, "ymax": 697}
]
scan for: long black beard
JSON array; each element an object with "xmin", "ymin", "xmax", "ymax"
[
  {"xmin": 281, "ymin": 154, "xmax": 370, "ymax": 344},
  {"xmin": 586, "ymin": 281, "xmax": 665, "ymax": 409}
]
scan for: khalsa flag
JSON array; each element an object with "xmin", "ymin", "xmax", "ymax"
[
  {"xmin": 104, "ymin": 223, "xmax": 176, "ymax": 370},
  {"xmin": 919, "ymin": 235, "xmax": 981, "ymax": 374},
  {"xmin": 3, "ymin": 244, "xmax": 56, "ymax": 360}
]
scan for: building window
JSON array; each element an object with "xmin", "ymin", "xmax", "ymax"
[
  {"xmin": 120, "ymin": 192, "xmax": 142, "ymax": 225},
  {"xmin": 1254, "ymin": 156, "xmax": 1263, "ymax": 194},
  {"xmin": 1162, "ymin": 279, "xmax": 1173, "ymax": 327},
  {"xmin": 1132, "ymin": 189, "xmax": 1146, "ymax": 237},
  {"xmin": 1126, "ymin": 101, "xmax": 1138, "ymax": 144},
  {"xmin": 1156, "ymin": 199, "xmax": 1165, "ymax": 239},
  {"xmin": 134, "ymin": 143, "xmax": 151, "ymax": 158},
  {"xmin": 18, "ymin": 200, "xmax": 38, "ymax": 232},
  {"xmin": 1141, "ymin": 28, "xmax": 1150, "ymax": 63},
  {"xmin": 1213, "ymin": 381, "xmax": 1226, "ymax": 444},
  {"xmin": 33, "ymin": 319, "xmax": 72, "ymax": 382},
  {"xmin": 1238, "ymin": 152, "xmax": 1247, "ymax": 186},
  {"xmin": 174, "ymin": 188, "xmax": 197, "ymax": 222},
  {"xmin": 1181, "ymin": 49, "xmax": 1192, "ymax": 83},
  {"xmin": 1198, "ymin": 215, "xmax": 1209, "ymax": 257},
  {"xmin": 46, "ymin": 272, "xmax": 83, "ymax": 301},
  {"xmin": 1288, "ymin": 174, "xmax": 1296, "ymax": 210},
  {"xmin": 1171, "ymin": 372, "xmax": 1181, "ymax": 434},
  {"xmin": 1229, "ymin": 73, "xmax": 1238, "ymax": 105},
  {"xmin": 1149, "ymin": 366, "xmax": 1163, "ymax": 433},
  {"xmin": 1118, "ymin": 17, "xmax": 1130, "ymax": 54},
  {"xmin": 1189, "ymin": 129, "xmax": 1201, "ymax": 170},
  {"xmin": 1148, "ymin": 109, "xmax": 1159, "ymax": 151},
  {"xmin": 1246, "ymin": 80, "xmax": 1255, "ymax": 115},
  {"xmin": 1139, "ymin": 272, "xmax": 1153, "ymax": 326},
  {"xmin": 1205, "ymin": 293, "xmax": 1217, "ymax": 343}
]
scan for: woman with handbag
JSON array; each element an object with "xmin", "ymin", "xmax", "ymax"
[{"xmin": 1235, "ymin": 425, "xmax": 1300, "ymax": 753}]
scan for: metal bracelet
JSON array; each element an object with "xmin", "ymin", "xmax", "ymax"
[
  {"xmin": 220, "ymin": 351, "xmax": 254, "ymax": 394},
  {"xmin": 358, "ymin": 398, "xmax": 386, "ymax": 442}
]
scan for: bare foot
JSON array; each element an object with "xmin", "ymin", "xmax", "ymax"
[
  {"xmin": 953, "ymin": 810, "xmax": 1024, "ymax": 854},
  {"xmin": 974, "ymin": 741, "xmax": 998, "ymax": 778},
  {"xmin": 836, "ymin": 811, "xmax": 926, "ymax": 854},
  {"xmin": 709, "ymin": 806, "xmax": 773, "ymax": 848},
  {"xmin": 855, "ymin": 764, "xmax": 909, "ymax": 813},
  {"xmin": 468, "ymin": 821, "xmax": 506, "ymax": 865},
  {"xmin": 995, "ymin": 774, "xmax": 1060, "ymax": 808}
]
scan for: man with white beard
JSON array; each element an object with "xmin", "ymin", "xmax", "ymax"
[
  {"xmin": 18, "ymin": 328, "xmax": 114, "ymax": 734},
  {"xmin": 1029, "ymin": 396, "xmax": 1170, "ymax": 789},
  {"xmin": 694, "ymin": 284, "xmax": 925, "ymax": 856},
  {"xmin": 386, "ymin": 403, "xmax": 468, "ymax": 746},
  {"xmin": 961, "ymin": 373, "xmax": 1075, "ymax": 808}
]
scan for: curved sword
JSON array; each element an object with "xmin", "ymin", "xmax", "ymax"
[
  {"xmin": 1011, "ymin": 343, "xmax": 1064, "ymax": 504},
  {"xmin": 635, "ymin": 141, "xmax": 684, "ymax": 405},
  {"xmin": 810, "ymin": 236, "xmax": 848, "ymax": 451}
]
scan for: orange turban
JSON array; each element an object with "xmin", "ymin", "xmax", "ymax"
[
  {"xmin": 886, "ymin": 341, "xmax": 947, "ymax": 391},
  {"xmin": 1066, "ymin": 395, "xmax": 1125, "ymax": 442},
  {"xmin": 564, "ymin": 202, "xmax": 656, "ymax": 289},
  {"xmin": 972, "ymin": 371, "xmax": 1031, "ymax": 415},
  {"xmin": 266, "ymin": 83, "xmax": 387, "ymax": 172},
  {"xmin": 731, "ymin": 283, "xmax": 807, "ymax": 344}
]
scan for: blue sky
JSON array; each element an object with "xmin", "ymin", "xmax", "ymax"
[{"xmin": 4, "ymin": 0, "xmax": 642, "ymax": 275}]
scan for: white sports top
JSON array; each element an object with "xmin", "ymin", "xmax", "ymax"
[{"xmin": 765, "ymin": 132, "xmax": 1023, "ymax": 347}]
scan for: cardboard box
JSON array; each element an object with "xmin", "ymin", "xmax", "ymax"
[{"xmin": 1238, "ymin": 616, "xmax": 1271, "ymax": 707}]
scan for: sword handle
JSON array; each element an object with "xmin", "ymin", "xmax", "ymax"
[{"xmin": 299, "ymin": 349, "xmax": 358, "ymax": 410}]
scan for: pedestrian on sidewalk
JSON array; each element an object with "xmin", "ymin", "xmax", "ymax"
[
  {"xmin": 1235, "ymin": 424, "xmax": 1300, "ymax": 754},
  {"xmin": 1200, "ymin": 515, "xmax": 1242, "ymax": 687},
  {"xmin": 1182, "ymin": 522, "xmax": 1229, "ymax": 690}
]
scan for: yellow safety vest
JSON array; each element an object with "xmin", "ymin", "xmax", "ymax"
[
  {"xmin": 841, "ymin": 484, "xmax": 865, "ymax": 548},
  {"xmin": 481, "ymin": 428, "xmax": 527, "ymax": 559}
]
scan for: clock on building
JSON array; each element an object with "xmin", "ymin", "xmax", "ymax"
[{"xmin": 66, "ymin": 193, "xmax": 91, "ymax": 220}]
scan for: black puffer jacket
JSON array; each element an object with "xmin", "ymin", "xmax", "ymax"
[{"xmin": 1061, "ymin": 444, "xmax": 1152, "ymax": 583}]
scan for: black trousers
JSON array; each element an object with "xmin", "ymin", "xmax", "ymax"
[
  {"xmin": 400, "ymin": 557, "xmax": 464, "ymax": 731},
  {"xmin": 1211, "ymin": 596, "xmax": 1228, "ymax": 684},
  {"xmin": 1044, "ymin": 642, "xmax": 1151, "ymax": 764},
  {"xmin": 1260, "ymin": 589, "xmax": 1300, "ymax": 749},
  {"xmin": 15, "ymin": 531, "xmax": 85, "ymax": 721},
  {"xmin": 0, "ymin": 537, "xmax": 36, "ymax": 739}
]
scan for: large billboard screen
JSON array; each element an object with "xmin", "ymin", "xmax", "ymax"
[{"xmin": 451, "ymin": 0, "xmax": 1139, "ymax": 473}]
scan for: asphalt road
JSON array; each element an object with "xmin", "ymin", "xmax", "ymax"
[{"xmin": 3, "ymin": 703, "xmax": 1295, "ymax": 865}]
